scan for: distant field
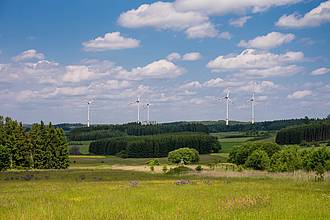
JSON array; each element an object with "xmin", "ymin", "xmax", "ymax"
[
  {"xmin": 69, "ymin": 141, "xmax": 91, "ymax": 155},
  {"xmin": 0, "ymin": 168, "xmax": 329, "ymax": 220},
  {"xmin": 212, "ymin": 131, "xmax": 277, "ymax": 153},
  {"xmin": 69, "ymin": 154, "xmax": 228, "ymax": 168}
]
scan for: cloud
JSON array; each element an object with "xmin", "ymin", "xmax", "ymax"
[
  {"xmin": 184, "ymin": 22, "xmax": 219, "ymax": 38},
  {"xmin": 174, "ymin": 0, "xmax": 302, "ymax": 15},
  {"xmin": 14, "ymin": 49, "xmax": 45, "ymax": 62},
  {"xmin": 310, "ymin": 67, "xmax": 330, "ymax": 76},
  {"xmin": 82, "ymin": 32, "xmax": 140, "ymax": 51},
  {"xmin": 207, "ymin": 49, "xmax": 303, "ymax": 70},
  {"xmin": 238, "ymin": 32, "xmax": 295, "ymax": 49},
  {"xmin": 62, "ymin": 65, "xmax": 97, "ymax": 83},
  {"xmin": 288, "ymin": 90, "xmax": 312, "ymax": 99},
  {"xmin": 229, "ymin": 16, "xmax": 251, "ymax": 27},
  {"xmin": 182, "ymin": 52, "xmax": 202, "ymax": 61},
  {"xmin": 218, "ymin": 31, "xmax": 232, "ymax": 40},
  {"xmin": 179, "ymin": 81, "xmax": 202, "ymax": 90},
  {"xmin": 118, "ymin": 1, "xmax": 219, "ymax": 39},
  {"xmin": 236, "ymin": 81, "xmax": 279, "ymax": 93},
  {"xmin": 167, "ymin": 52, "xmax": 182, "ymax": 61},
  {"xmin": 203, "ymin": 78, "xmax": 243, "ymax": 88},
  {"xmin": 166, "ymin": 52, "xmax": 202, "ymax": 61},
  {"xmin": 276, "ymin": 1, "xmax": 330, "ymax": 28},
  {"xmin": 115, "ymin": 59, "xmax": 185, "ymax": 80}
]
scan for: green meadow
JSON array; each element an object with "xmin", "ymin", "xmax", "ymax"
[{"xmin": 0, "ymin": 166, "xmax": 329, "ymax": 220}]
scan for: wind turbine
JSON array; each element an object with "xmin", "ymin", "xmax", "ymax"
[
  {"xmin": 249, "ymin": 93, "xmax": 255, "ymax": 124},
  {"xmin": 130, "ymin": 97, "xmax": 141, "ymax": 123},
  {"xmin": 220, "ymin": 89, "xmax": 232, "ymax": 126},
  {"xmin": 144, "ymin": 102, "xmax": 151, "ymax": 124},
  {"xmin": 87, "ymin": 100, "xmax": 93, "ymax": 127}
]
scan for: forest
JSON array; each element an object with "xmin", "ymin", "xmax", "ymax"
[
  {"xmin": 89, "ymin": 132, "xmax": 220, "ymax": 158},
  {"xmin": 0, "ymin": 116, "xmax": 69, "ymax": 171},
  {"xmin": 275, "ymin": 121, "xmax": 330, "ymax": 144},
  {"xmin": 67, "ymin": 122, "xmax": 209, "ymax": 141}
]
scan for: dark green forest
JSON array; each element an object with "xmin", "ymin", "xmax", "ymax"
[
  {"xmin": 276, "ymin": 122, "xmax": 330, "ymax": 145},
  {"xmin": 67, "ymin": 122, "xmax": 209, "ymax": 141},
  {"xmin": 89, "ymin": 132, "xmax": 220, "ymax": 158},
  {"xmin": 0, "ymin": 116, "xmax": 69, "ymax": 171}
]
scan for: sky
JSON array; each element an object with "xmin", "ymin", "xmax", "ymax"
[{"xmin": 0, "ymin": 0, "xmax": 330, "ymax": 124}]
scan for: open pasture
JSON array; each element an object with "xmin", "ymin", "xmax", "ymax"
[{"xmin": 0, "ymin": 168, "xmax": 329, "ymax": 220}]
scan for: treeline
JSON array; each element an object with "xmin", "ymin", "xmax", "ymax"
[
  {"xmin": 229, "ymin": 142, "xmax": 330, "ymax": 172},
  {"xmin": 89, "ymin": 132, "xmax": 220, "ymax": 158},
  {"xmin": 276, "ymin": 122, "xmax": 330, "ymax": 145},
  {"xmin": 67, "ymin": 122, "xmax": 209, "ymax": 141},
  {"xmin": 0, "ymin": 116, "xmax": 69, "ymax": 171},
  {"xmin": 204, "ymin": 117, "xmax": 324, "ymax": 132}
]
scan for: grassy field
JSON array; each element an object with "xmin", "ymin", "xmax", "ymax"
[
  {"xmin": 212, "ymin": 131, "xmax": 277, "ymax": 153},
  {"xmin": 69, "ymin": 141, "xmax": 91, "ymax": 155},
  {"xmin": 0, "ymin": 168, "xmax": 329, "ymax": 220}
]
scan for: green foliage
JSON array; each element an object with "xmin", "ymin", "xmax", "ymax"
[
  {"xmin": 228, "ymin": 142, "xmax": 280, "ymax": 165},
  {"xmin": 168, "ymin": 148, "xmax": 200, "ymax": 165},
  {"xmin": 90, "ymin": 132, "xmax": 218, "ymax": 158},
  {"xmin": 195, "ymin": 165, "xmax": 203, "ymax": 171},
  {"xmin": 269, "ymin": 147, "xmax": 302, "ymax": 172},
  {"xmin": 276, "ymin": 122, "xmax": 330, "ymax": 145},
  {"xmin": 0, "ymin": 145, "xmax": 10, "ymax": 171},
  {"xmin": 166, "ymin": 165, "xmax": 193, "ymax": 174},
  {"xmin": 245, "ymin": 150, "xmax": 270, "ymax": 170},
  {"xmin": 68, "ymin": 122, "xmax": 209, "ymax": 141},
  {"xmin": 301, "ymin": 147, "xmax": 330, "ymax": 171},
  {"xmin": 0, "ymin": 116, "xmax": 69, "ymax": 170},
  {"xmin": 146, "ymin": 159, "xmax": 160, "ymax": 166}
]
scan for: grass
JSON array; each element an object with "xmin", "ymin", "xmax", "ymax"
[
  {"xmin": 212, "ymin": 131, "xmax": 277, "ymax": 153},
  {"xmin": 0, "ymin": 168, "xmax": 329, "ymax": 220},
  {"xmin": 69, "ymin": 141, "xmax": 91, "ymax": 155},
  {"xmin": 69, "ymin": 154, "xmax": 228, "ymax": 168}
]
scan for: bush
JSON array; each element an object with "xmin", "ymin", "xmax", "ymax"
[
  {"xmin": 245, "ymin": 149, "xmax": 270, "ymax": 170},
  {"xmin": 269, "ymin": 147, "xmax": 302, "ymax": 172},
  {"xmin": 229, "ymin": 142, "xmax": 280, "ymax": 165},
  {"xmin": 0, "ymin": 145, "xmax": 10, "ymax": 171},
  {"xmin": 168, "ymin": 148, "xmax": 200, "ymax": 165},
  {"xmin": 195, "ymin": 165, "xmax": 203, "ymax": 171},
  {"xmin": 146, "ymin": 159, "xmax": 160, "ymax": 166},
  {"xmin": 301, "ymin": 147, "xmax": 330, "ymax": 171},
  {"xmin": 166, "ymin": 166, "xmax": 193, "ymax": 175}
]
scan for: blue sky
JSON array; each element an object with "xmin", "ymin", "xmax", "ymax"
[{"xmin": 0, "ymin": 0, "xmax": 329, "ymax": 124}]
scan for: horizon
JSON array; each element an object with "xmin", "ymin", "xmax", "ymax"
[{"xmin": 1, "ymin": 0, "xmax": 330, "ymax": 124}]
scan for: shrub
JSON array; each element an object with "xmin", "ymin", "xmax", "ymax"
[
  {"xmin": 301, "ymin": 147, "xmax": 330, "ymax": 171},
  {"xmin": 269, "ymin": 147, "xmax": 302, "ymax": 172},
  {"xmin": 146, "ymin": 159, "xmax": 160, "ymax": 166},
  {"xmin": 195, "ymin": 165, "xmax": 203, "ymax": 171},
  {"xmin": 229, "ymin": 142, "xmax": 280, "ymax": 165},
  {"xmin": 0, "ymin": 145, "xmax": 10, "ymax": 171},
  {"xmin": 166, "ymin": 166, "xmax": 193, "ymax": 175},
  {"xmin": 245, "ymin": 149, "xmax": 270, "ymax": 170},
  {"xmin": 168, "ymin": 148, "xmax": 200, "ymax": 165}
]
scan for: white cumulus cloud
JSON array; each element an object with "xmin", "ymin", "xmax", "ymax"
[
  {"xmin": 14, "ymin": 49, "xmax": 45, "ymax": 62},
  {"xmin": 276, "ymin": 1, "xmax": 330, "ymax": 28},
  {"xmin": 229, "ymin": 16, "xmax": 251, "ymax": 27},
  {"xmin": 83, "ymin": 32, "xmax": 140, "ymax": 51},
  {"xmin": 238, "ymin": 32, "xmax": 295, "ymax": 49}
]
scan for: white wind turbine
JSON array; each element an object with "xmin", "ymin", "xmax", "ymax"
[
  {"xmin": 144, "ymin": 102, "xmax": 152, "ymax": 124},
  {"xmin": 220, "ymin": 89, "xmax": 232, "ymax": 126},
  {"xmin": 130, "ymin": 97, "xmax": 141, "ymax": 123},
  {"xmin": 249, "ymin": 93, "xmax": 255, "ymax": 124},
  {"xmin": 87, "ymin": 100, "xmax": 94, "ymax": 127}
]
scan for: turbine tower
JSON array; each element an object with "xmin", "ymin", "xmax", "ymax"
[
  {"xmin": 145, "ymin": 102, "xmax": 151, "ymax": 123},
  {"xmin": 249, "ymin": 93, "xmax": 255, "ymax": 124},
  {"xmin": 130, "ymin": 97, "xmax": 141, "ymax": 123},
  {"xmin": 87, "ymin": 100, "xmax": 93, "ymax": 127},
  {"xmin": 221, "ymin": 89, "xmax": 232, "ymax": 126}
]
